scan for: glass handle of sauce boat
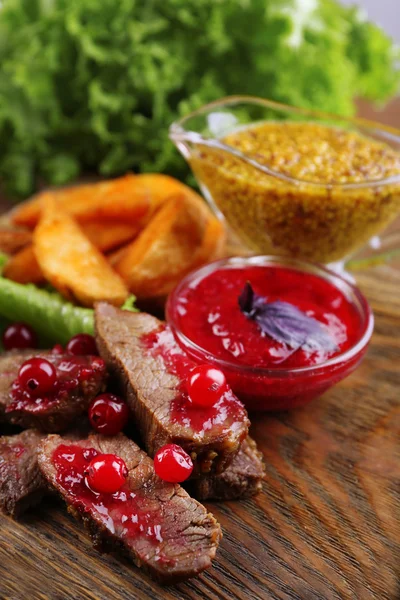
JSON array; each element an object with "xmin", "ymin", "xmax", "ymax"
[{"xmin": 345, "ymin": 229, "xmax": 400, "ymax": 271}]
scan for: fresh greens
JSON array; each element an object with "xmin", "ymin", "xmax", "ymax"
[
  {"xmin": 0, "ymin": 272, "xmax": 137, "ymax": 345},
  {"xmin": 121, "ymin": 295, "xmax": 138, "ymax": 313},
  {"xmin": 0, "ymin": 0, "xmax": 398, "ymax": 197},
  {"xmin": 0, "ymin": 254, "xmax": 8, "ymax": 272}
]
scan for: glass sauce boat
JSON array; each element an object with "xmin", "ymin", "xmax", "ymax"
[{"xmin": 169, "ymin": 96, "xmax": 400, "ymax": 272}]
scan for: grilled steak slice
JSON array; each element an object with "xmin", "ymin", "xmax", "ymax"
[
  {"xmin": 39, "ymin": 433, "xmax": 222, "ymax": 585},
  {"xmin": 0, "ymin": 351, "xmax": 38, "ymax": 423},
  {"xmin": 0, "ymin": 429, "xmax": 46, "ymax": 516},
  {"xmin": 186, "ymin": 437, "xmax": 265, "ymax": 501},
  {"xmin": 95, "ymin": 303, "xmax": 249, "ymax": 476},
  {"xmin": 0, "ymin": 351, "xmax": 107, "ymax": 432}
]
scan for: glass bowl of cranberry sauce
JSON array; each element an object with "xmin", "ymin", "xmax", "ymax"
[{"xmin": 166, "ymin": 256, "xmax": 374, "ymax": 411}]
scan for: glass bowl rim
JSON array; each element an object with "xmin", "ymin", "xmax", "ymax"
[
  {"xmin": 169, "ymin": 95, "xmax": 400, "ymax": 189},
  {"xmin": 166, "ymin": 255, "xmax": 374, "ymax": 378}
]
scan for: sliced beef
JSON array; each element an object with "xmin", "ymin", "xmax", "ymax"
[
  {"xmin": 95, "ymin": 303, "xmax": 249, "ymax": 476},
  {"xmin": 0, "ymin": 429, "xmax": 46, "ymax": 516},
  {"xmin": 38, "ymin": 433, "xmax": 222, "ymax": 585},
  {"xmin": 0, "ymin": 351, "xmax": 107, "ymax": 432},
  {"xmin": 186, "ymin": 437, "xmax": 265, "ymax": 501},
  {"xmin": 0, "ymin": 350, "xmax": 38, "ymax": 423}
]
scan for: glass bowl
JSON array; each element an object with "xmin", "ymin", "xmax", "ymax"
[
  {"xmin": 166, "ymin": 256, "xmax": 374, "ymax": 412},
  {"xmin": 169, "ymin": 96, "xmax": 400, "ymax": 269}
]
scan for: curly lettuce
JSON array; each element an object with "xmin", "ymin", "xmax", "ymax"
[{"xmin": 0, "ymin": 0, "xmax": 398, "ymax": 197}]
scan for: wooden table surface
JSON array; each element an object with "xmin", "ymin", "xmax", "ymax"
[{"xmin": 0, "ymin": 102, "xmax": 399, "ymax": 600}]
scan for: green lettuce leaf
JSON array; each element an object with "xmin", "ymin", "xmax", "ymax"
[{"xmin": 0, "ymin": 0, "xmax": 398, "ymax": 197}]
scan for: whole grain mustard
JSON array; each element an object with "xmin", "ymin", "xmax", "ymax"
[{"xmin": 190, "ymin": 122, "xmax": 400, "ymax": 263}]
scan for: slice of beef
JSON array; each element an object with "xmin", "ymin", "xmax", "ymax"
[
  {"xmin": 0, "ymin": 351, "xmax": 107, "ymax": 432},
  {"xmin": 0, "ymin": 424, "xmax": 92, "ymax": 517},
  {"xmin": 186, "ymin": 437, "xmax": 265, "ymax": 501},
  {"xmin": 0, "ymin": 429, "xmax": 46, "ymax": 516},
  {"xmin": 95, "ymin": 303, "xmax": 249, "ymax": 476},
  {"xmin": 38, "ymin": 433, "xmax": 222, "ymax": 585},
  {"xmin": 0, "ymin": 350, "xmax": 38, "ymax": 423}
]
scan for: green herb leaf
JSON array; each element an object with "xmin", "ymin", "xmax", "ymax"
[
  {"xmin": 121, "ymin": 295, "xmax": 138, "ymax": 313},
  {"xmin": 239, "ymin": 282, "xmax": 337, "ymax": 353}
]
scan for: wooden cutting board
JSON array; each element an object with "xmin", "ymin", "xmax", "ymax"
[{"xmin": 0, "ymin": 262, "xmax": 399, "ymax": 600}]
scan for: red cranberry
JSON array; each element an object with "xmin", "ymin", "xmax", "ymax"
[
  {"xmin": 89, "ymin": 394, "xmax": 129, "ymax": 435},
  {"xmin": 154, "ymin": 444, "xmax": 193, "ymax": 483},
  {"xmin": 66, "ymin": 334, "xmax": 98, "ymax": 356},
  {"xmin": 85, "ymin": 454, "xmax": 128, "ymax": 494},
  {"xmin": 52, "ymin": 344, "xmax": 64, "ymax": 355},
  {"xmin": 186, "ymin": 365, "xmax": 227, "ymax": 407},
  {"xmin": 18, "ymin": 357, "xmax": 57, "ymax": 397},
  {"xmin": 2, "ymin": 323, "xmax": 38, "ymax": 351}
]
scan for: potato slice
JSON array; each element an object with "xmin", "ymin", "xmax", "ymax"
[
  {"xmin": 12, "ymin": 175, "xmax": 150, "ymax": 229},
  {"xmin": 34, "ymin": 201, "xmax": 128, "ymax": 307},
  {"xmin": 194, "ymin": 216, "xmax": 226, "ymax": 266},
  {"xmin": 3, "ymin": 245, "xmax": 45, "ymax": 285},
  {"xmin": 12, "ymin": 173, "xmax": 206, "ymax": 230},
  {"xmin": 113, "ymin": 193, "xmax": 225, "ymax": 299},
  {"xmin": 0, "ymin": 228, "xmax": 32, "ymax": 255},
  {"xmin": 135, "ymin": 173, "xmax": 204, "ymax": 209},
  {"xmin": 81, "ymin": 221, "xmax": 140, "ymax": 252},
  {"xmin": 3, "ymin": 218, "xmax": 140, "ymax": 286}
]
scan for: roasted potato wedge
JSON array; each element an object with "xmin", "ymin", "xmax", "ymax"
[
  {"xmin": 3, "ymin": 244, "xmax": 45, "ymax": 285},
  {"xmin": 12, "ymin": 175, "xmax": 150, "ymax": 228},
  {"xmin": 81, "ymin": 221, "xmax": 140, "ymax": 252},
  {"xmin": 112, "ymin": 193, "xmax": 225, "ymax": 298},
  {"xmin": 135, "ymin": 173, "xmax": 204, "ymax": 209},
  {"xmin": 34, "ymin": 201, "xmax": 128, "ymax": 307},
  {"xmin": 0, "ymin": 228, "xmax": 32, "ymax": 255},
  {"xmin": 3, "ymin": 220, "xmax": 139, "ymax": 285}
]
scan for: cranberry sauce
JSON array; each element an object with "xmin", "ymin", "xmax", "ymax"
[
  {"xmin": 142, "ymin": 327, "xmax": 247, "ymax": 434},
  {"xmin": 172, "ymin": 266, "xmax": 363, "ymax": 369},
  {"xmin": 52, "ymin": 444, "xmax": 166, "ymax": 549},
  {"xmin": 7, "ymin": 355, "xmax": 106, "ymax": 414}
]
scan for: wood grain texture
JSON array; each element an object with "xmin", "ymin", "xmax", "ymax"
[
  {"xmin": 0, "ymin": 254, "xmax": 399, "ymax": 600},
  {"xmin": 1, "ymin": 102, "xmax": 400, "ymax": 599}
]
